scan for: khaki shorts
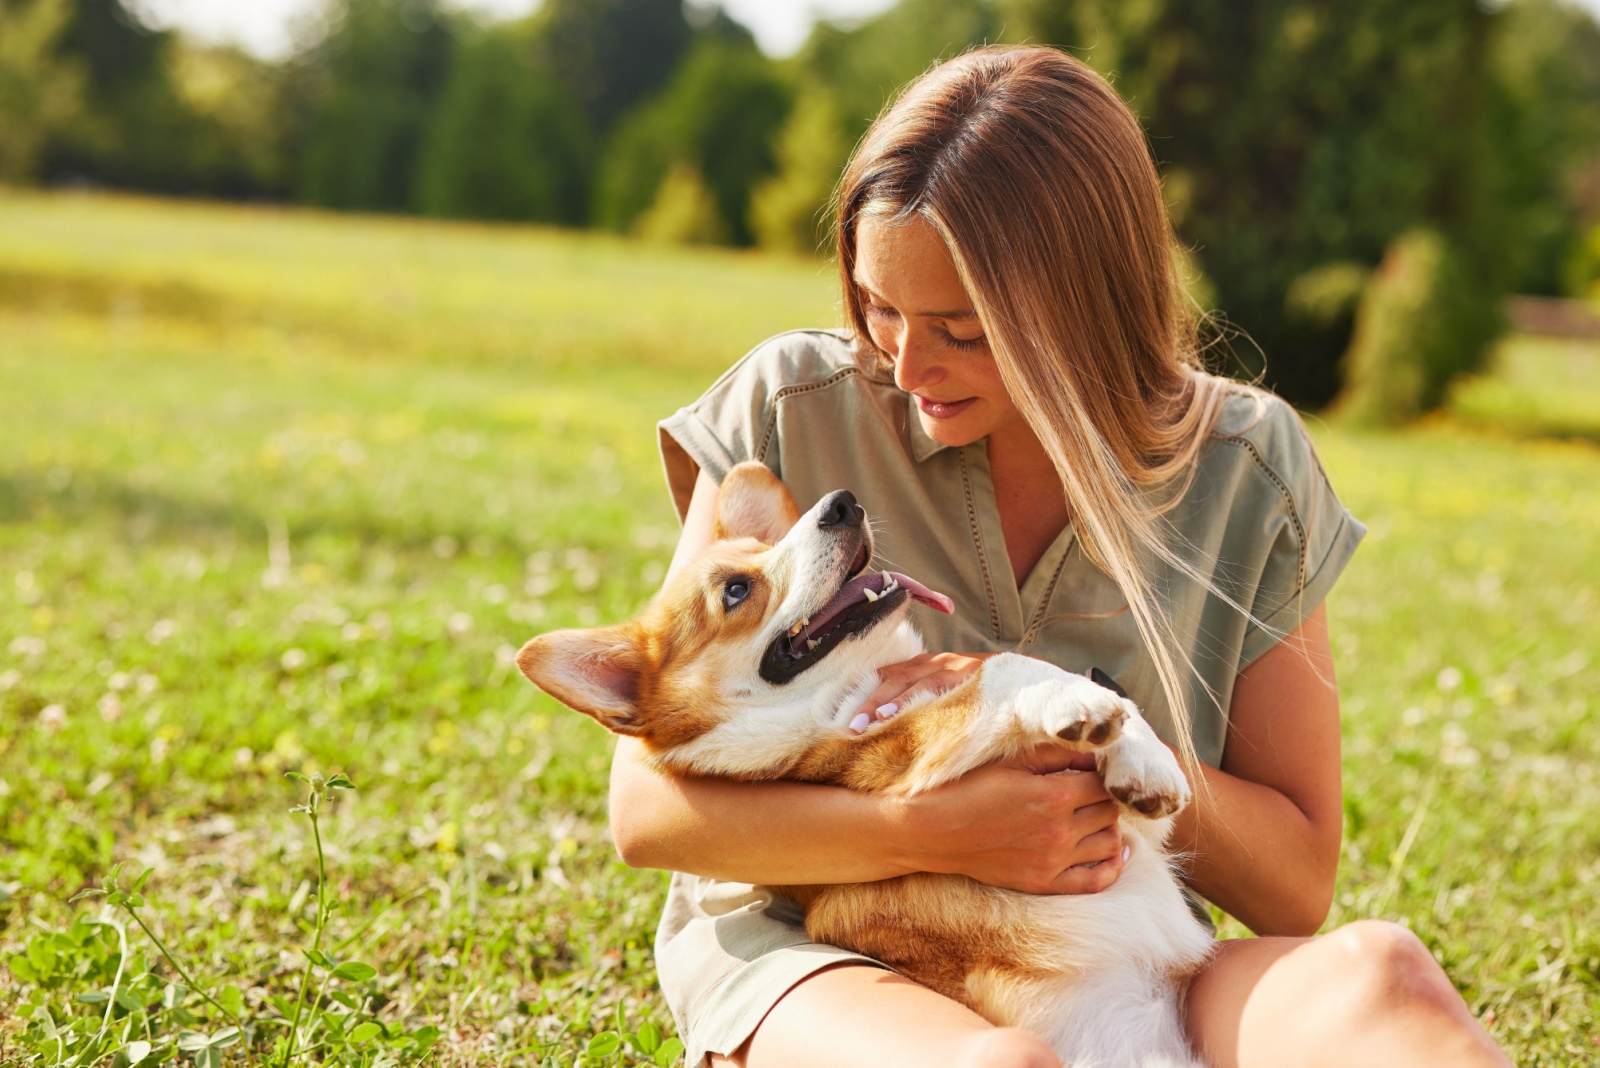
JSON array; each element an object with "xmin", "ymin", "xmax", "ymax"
[{"xmin": 655, "ymin": 873, "xmax": 890, "ymax": 1066}]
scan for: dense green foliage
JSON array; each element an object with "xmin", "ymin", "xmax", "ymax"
[
  {"xmin": 2, "ymin": 190, "xmax": 1599, "ymax": 1066},
  {"xmin": 15, "ymin": 0, "xmax": 1600, "ymax": 408}
]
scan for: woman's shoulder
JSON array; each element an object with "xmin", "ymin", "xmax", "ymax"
[
  {"xmin": 1202, "ymin": 385, "xmax": 1330, "ymax": 501},
  {"xmin": 692, "ymin": 328, "xmax": 870, "ymax": 407}
]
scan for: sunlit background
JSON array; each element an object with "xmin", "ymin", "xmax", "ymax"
[{"xmin": 2, "ymin": 1, "xmax": 1598, "ymax": 1065}]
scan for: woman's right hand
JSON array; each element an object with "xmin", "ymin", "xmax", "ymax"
[{"xmin": 890, "ymin": 747, "xmax": 1126, "ymax": 895}]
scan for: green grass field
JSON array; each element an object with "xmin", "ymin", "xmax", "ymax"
[{"xmin": 1, "ymin": 190, "xmax": 1597, "ymax": 1066}]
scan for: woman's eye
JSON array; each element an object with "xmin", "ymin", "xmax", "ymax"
[
  {"xmin": 722, "ymin": 581, "xmax": 751, "ymax": 609},
  {"xmin": 944, "ymin": 332, "xmax": 988, "ymax": 352}
]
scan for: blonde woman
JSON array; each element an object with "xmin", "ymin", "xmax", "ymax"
[{"xmin": 611, "ymin": 47, "xmax": 1510, "ymax": 1068}]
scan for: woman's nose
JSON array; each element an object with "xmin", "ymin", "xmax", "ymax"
[{"xmin": 891, "ymin": 327, "xmax": 946, "ymax": 392}]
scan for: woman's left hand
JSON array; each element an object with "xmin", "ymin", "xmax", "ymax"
[{"xmin": 849, "ymin": 651, "xmax": 999, "ymax": 733}]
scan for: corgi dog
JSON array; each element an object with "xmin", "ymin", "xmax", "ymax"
[{"xmin": 517, "ymin": 462, "xmax": 1214, "ymax": 1067}]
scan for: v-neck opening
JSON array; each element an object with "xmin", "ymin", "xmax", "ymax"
[{"xmin": 957, "ymin": 441, "xmax": 1076, "ymax": 642}]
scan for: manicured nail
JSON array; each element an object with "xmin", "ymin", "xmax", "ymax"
[
  {"xmin": 875, "ymin": 702, "xmax": 899, "ymax": 719},
  {"xmin": 849, "ymin": 712, "xmax": 872, "ymax": 733}
]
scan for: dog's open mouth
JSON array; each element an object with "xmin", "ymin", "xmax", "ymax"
[{"xmin": 759, "ymin": 562, "xmax": 954, "ymax": 685}]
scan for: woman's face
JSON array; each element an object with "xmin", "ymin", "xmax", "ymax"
[{"xmin": 852, "ymin": 214, "xmax": 1029, "ymax": 450}]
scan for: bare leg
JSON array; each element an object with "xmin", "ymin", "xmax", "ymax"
[
  {"xmin": 712, "ymin": 963, "xmax": 1059, "ymax": 1068},
  {"xmin": 1186, "ymin": 922, "xmax": 1511, "ymax": 1068}
]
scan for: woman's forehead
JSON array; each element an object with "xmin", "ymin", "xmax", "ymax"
[{"xmin": 853, "ymin": 215, "xmax": 975, "ymax": 318}]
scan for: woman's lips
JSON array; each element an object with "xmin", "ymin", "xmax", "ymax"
[{"xmin": 916, "ymin": 394, "xmax": 977, "ymax": 419}]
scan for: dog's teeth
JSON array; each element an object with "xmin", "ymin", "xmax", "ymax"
[
  {"xmin": 806, "ymin": 639, "xmax": 820, "ymax": 651},
  {"xmin": 882, "ymin": 573, "xmax": 898, "ymax": 591},
  {"xmin": 787, "ymin": 619, "xmax": 808, "ymax": 637},
  {"xmin": 862, "ymin": 587, "xmax": 879, "ymax": 603}
]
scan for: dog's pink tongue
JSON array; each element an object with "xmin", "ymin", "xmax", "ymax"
[{"xmin": 887, "ymin": 571, "xmax": 955, "ymax": 614}]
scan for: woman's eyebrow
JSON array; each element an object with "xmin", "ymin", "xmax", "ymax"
[{"xmin": 852, "ymin": 277, "xmax": 978, "ymax": 320}]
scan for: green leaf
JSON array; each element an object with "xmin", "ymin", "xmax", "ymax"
[
  {"xmin": 130, "ymin": 868, "xmax": 155, "ymax": 894},
  {"xmin": 217, "ymin": 984, "xmax": 245, "ymax": 1019},
  {"xmin": 124, "ymin": 893, "xmax": 145, "ymax": 908},
  {"xmin": 209, "ymin": 1026, "xmax": 241, "ymax": 1049},
  {"xmin": 125, "ymin": 1039, "xmax": 153, "ymax": 1066},
  {"xmin": 636, "ymin": 1021, "xmax": 663, "ymax": 1055},
  {"xmin": 176, "ymin": 1031, "xmax": 209, "ymax": 1052},
  {"xmin": 410, "ymin": 1025, "xmax": 441, "ymax": 1048},
  {"xmin": 615, "ymin": 1002, "xmax": 626, "ymax": 1035},
  {"xmin": 306, "ymin": 949, "xmax": 333, "ymax": 969},
  {"xmin": 325, "ymin": 773, "xmax": 355, "ymax": 790},
  {"xmin": 348, "ymin": 1022, "xmax": 382, "ymax": 1043},
  {"xmin": 331, "ymin": 961, "xmax": 377, "ymax": 982},
  {"xmin": 197, "ymin": 1046, "xmax": 222, "ymax": 1068},
  {"xmin": 284, "ymin": 772, "xmax": 311, "ymax": 784},
  {"xmin": 587, "ymin": 1032, "xmax": 622, "ymax": 1057},
  {"xmin": 654, "ymin": 1037, "xmax": 685, "ymax": 1066},
  {"xmin": 70, "ymin": 888, "xmax": 108, "ymax": 903},
  {"xmin": 107, "ymin": 891, "xmax": 129, "ymax": 907},
  {"xmin": 8, "ymin": 955, "xmax": 39, "ymax": 983},
  {"xmin": 77, "ymin": 991, "xmax": 110, "ymax": 1005}
]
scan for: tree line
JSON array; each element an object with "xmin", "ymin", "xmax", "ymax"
[{"xmin": 2, "ymin": 0, "xmax": 1598, "ymax": 413}]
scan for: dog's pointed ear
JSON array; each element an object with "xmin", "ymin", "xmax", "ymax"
[
  {"xmin": 714, "ymin": 462, "xmax": 800, "ymax": 544},
  {"xmin": 517, "ymin": 627, "xmax": 646, "ymax": 735}
]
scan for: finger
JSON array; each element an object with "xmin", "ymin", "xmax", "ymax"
[
  {"xmin": 852, "ymin": 668, "xmax": 962, "ymax": 722},
  {"xmin": 1065, "ymin": 799, "xmax": 1121, "ymax": 835},
  {"xmin": 1069, "ymin": 824, "xmax": 1123, "ymax": 866},
  {"xmin": 1041, "ymin": 768, "xmax": 1113, "ymax": 807},
  {"xmin": 1047, "ymin": 843, "xmax": 1126, "ymax": 895}
]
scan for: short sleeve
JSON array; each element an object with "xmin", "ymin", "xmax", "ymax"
[
  {"xmin": 657, "ymin": 330, "xmax": 853, "ymax": 521},
  {"xmin": 1235, "ymin": 398, "xmax": 1366, "ymax": 668}
]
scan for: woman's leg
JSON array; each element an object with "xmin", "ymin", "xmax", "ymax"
[
  {"xmin": 1185, "ymin": 921, "xmax": 1510, "ymax": 1068},
  {"xmin": 711, "ymin": 963, "xmax": 1059, "ymax": 1068}
]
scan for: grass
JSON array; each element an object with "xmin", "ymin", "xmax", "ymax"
[{"xmin": 0, "ymin": 189, "xmax": 1596, "ymax": 1065}]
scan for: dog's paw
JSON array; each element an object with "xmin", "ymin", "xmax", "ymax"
[
  {"xmin": 1102, "ymin": 740, "xmax": 1191, "ymax": 819},
  {"xmin": 1025, "ymin": 676, "xmax": 1129, "ymax": 749}
]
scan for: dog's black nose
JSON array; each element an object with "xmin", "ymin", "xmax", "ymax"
[{"xmin": 817, "ymin": 490, "xmax": 864, "ymax": 530}]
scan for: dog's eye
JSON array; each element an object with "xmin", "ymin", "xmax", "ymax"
[{"xmin": 722, "ymin": 580, "xmax": 751, "ymax": 610}]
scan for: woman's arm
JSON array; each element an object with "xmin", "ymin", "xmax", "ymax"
[
  {"xmin": 607, "ymin": 470, "xmax": 1128, "ymax": 893},
  {"xmin": 1166, "ymin": 603, "xmax": 1344, "ymax": 936}
]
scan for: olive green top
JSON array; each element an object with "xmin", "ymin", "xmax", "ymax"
[{"xmin": 650, "ymin": 328, "xmax": 1365, "ymax": 1065}]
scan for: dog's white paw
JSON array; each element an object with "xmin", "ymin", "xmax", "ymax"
[
  {"xmin": 1015, "ymin": 675, "xmax": 1129, "ymax": 749},
  {"xmin": 1102, "ymin": 739, "xmax": 1191, "ymax": 819}
]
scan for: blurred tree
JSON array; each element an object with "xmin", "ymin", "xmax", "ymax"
[
  {"xmin": 1488, "ymin": 0, "xmax": 1600, "ymax": 297},
  {"xmin": 537, "ymin": 0, "xmax": 692, "ymax": 135},
  {"xmin": 39, "ymin": 0, "xmax": 200, "ymax": 190},
  {"xmin": 294, "ymin": 0, "xmax": 452, "ymax": 212},
  {"xmin": 594, "ymin": 32, "xmax": 793, "ymax": 246},
  {"xmin": 413, "ymin": 21, "xmax": 589, "ymax": 224},
  {"xmin": 0, "ymin": 0, "xmax": 83, "ymax": 183},
  {"xmin": 1008, "ymin": 0, "xmax": 1511, "ymax": 408},
  {"xmin": 796, "ymin": 0, "xmax": 1006, "ymax": 135},
  {"xmin": 634, "ymin": 159, "xmax": 730, "ymax": 244},
  {"xmin": 1336, "ymin": 229, "xmax": 1499, "ymax": 424},
  {"xmin": 749, "ymin": 83, "xmax": 848, "ymax": 254}
]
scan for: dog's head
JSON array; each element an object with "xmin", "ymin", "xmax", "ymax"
[{"xmin": 516, "ymin": 462, "xmax": 953, "ymax": 756}]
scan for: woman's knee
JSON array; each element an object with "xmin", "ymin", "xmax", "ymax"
[
  {"xmin": 954, "ymin": 1027, "xmax": 1061, "ymax": 1068},
  {"xmin": 1320, "ymin": 920, "xmax": 1460, "ymax": 1018}
]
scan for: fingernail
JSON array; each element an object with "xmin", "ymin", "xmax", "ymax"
[
  {"xmin": 849, "ymin": 712, "xmax": 871, "ymax": 733},
  {"xmin": 875, "ymin": 702, "xmax": 899, "ymax": 719}
]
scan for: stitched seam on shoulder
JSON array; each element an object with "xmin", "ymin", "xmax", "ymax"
[
  {"xmin": 957, "ymin": 449, "xmax": 1002, "ymax": 638},
  {"xmin": 756, "ymin": 367, "xmax": 861, "ymax": 463},
  {"xmin": 1220, "ymin": 437, "xmax": 1307, "ymax": 594}
]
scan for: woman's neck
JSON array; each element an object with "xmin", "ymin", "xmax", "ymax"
[{"xmin": 986, "ymin": 425, "xmax": 1070, "ymax": 587}]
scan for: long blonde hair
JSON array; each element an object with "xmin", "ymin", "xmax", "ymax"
[{"xmin": 835, "ymin": 45, "xmax": 1250, "ymax": 769}]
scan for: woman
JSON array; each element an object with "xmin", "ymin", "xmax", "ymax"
[{"xmin": 611, "ymin": 47, "xmax": 1510, "ymax": 1068}]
